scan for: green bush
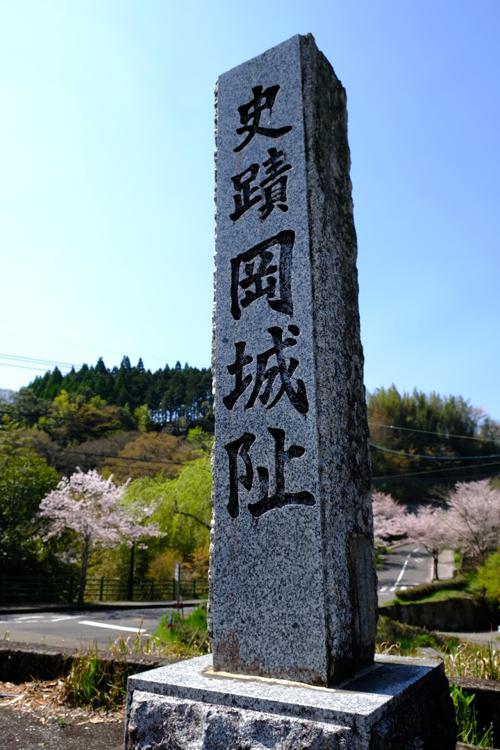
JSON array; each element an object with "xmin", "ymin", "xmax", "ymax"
[
  {"xmin": 475, "ymin": 551, "xmax": 500, "ymax": 603},
  {"xmin": 155, "ymin": 606, "xmax": 210, "ymax": 655},
  {"xmin": 396, "ymin": 576, "xmax": 467, "ymax": 602}
]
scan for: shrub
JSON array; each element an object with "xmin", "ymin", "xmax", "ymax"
[
  {"xmin": 396, "ymin": 576, "xmax": 467, "ymax": 602},
  {"xmin": 475, "ymin": 551, "xmax": 500, "ymax": 603},
  {"xmin": 155, "ymin": 605, "xmax": 210, "ymax": 655},
  {"xmin": 62, "ymin": 647, "xmax": 131, "ymax": 709}
]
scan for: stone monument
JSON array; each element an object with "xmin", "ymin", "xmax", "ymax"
[
  {"xmin": 125, "ymin": 34, "xmax": 456, "ymax": 749},
  {"xmin": 210, "ymin": 31, "xmax": 376, "ymax": 687}
]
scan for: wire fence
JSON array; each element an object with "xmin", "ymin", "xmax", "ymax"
[{"xmin": 0, "ymin": 575, "xmax": 208, "ymax": 605}]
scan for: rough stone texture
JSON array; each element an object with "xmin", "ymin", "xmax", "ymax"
[
  {"xmin": 125, "ymin": 654, "xmax": 456, "ymax": 749},
  {"xmin": 126, "ymin": 691, "xmax": 353, "ymax": 750},
  {"xmin": 211, "ymin": 32, "xmax": 376, "ymax": 686}
]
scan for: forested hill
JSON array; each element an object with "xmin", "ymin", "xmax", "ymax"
[
  {"xmin": 9, "ymin": 360, "xmax": 498, "ymax": 501},
  {"xmin": 29, "ymin": 356, "xmax": 212, "ymax": 428}
]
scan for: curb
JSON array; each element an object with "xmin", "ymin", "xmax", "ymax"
[
  {"xmin": 0, "ymin": 599, "xmax": 207, "ymax": 617},
  {"xmin": 0, "ymin": 640, "xmax": 167, "ymax": 683}
]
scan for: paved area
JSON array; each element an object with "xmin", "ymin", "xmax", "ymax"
[
  {"xmin": 377, "ymin": 545, "xmax": 455, "ymax": 605},
  {"xmin": 0, "ymin": 604, "xmax": 196, "ymax": 650},
  {"xmin": 0, "ymin": 707, "xmax": 123, "ymax": 750},
  {"xmin": 438, "ymin": 629, "xmax": 500, "ymax": 649},
  {"xmin": 0, "ymin": 706, "xmax": 123, "ymax": 749},
  {"xmin": 0, "ymin": 679, "xmax": 124, "ymax": 750}
]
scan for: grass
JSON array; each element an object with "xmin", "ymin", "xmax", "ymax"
[
  {"xmin": 62, "ymin": 644, "xmax": 130, "ymax": 709},
  {"xmin": 395, "ymin": 589, "xmax": 472, "ymax": 605},
  {"xmin": 154, "ymin": 605, "xmax": 210, "ymax": 656},
  {"xmin": 376, "ymin": 615, "xmax": 458, "ymax": 654},
  {"xmin": 61, "ymin": 628, "xmax": 172, "ymax": 709},
  {"xmin": 451, "ymin": 685, "xmax": 494, "ymax": 747},
  {"xmin": 377, "ymin": 616, "xmax": 500, "ymax": 681},
  {"xmin": 444, "ymin": 641, "xmax": 500, "ymax": 682}
]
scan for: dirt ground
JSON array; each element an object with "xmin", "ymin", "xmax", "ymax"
[{"xmin": 0, "ymin": 680, "xmax": 124, "ymax": 749}]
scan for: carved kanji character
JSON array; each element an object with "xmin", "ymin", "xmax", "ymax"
[
  {"xmin": 230, "ymin": 230, "xmax": 294, "ymax": 320},
  {"xmin": 223, "ymin": 428, "xmax": 315, "ymax": 518},
  {"xmin": 222, "ymin": 342, "xmax": 253, "ymax": 409},
  {"xmin": 229, "ymin": 163, "xmax": 260, "ymax": 221},
  {"xmin": 224, "ymin": 432, "xmax": 256, "ymax": 518},
  {"xmin": 249, "ymin": 428, "xmax": 315, "ymax": 517},
  {"xmin": 222, "ymin": 325, "xmax": 308, "ymax": 415},
  {"xmin": 259, "ymin": 147, "xmax": 291, "ymax": 219},
  {"xmin": 234, "ymin": 85, "xmax": 292, "ymax": 153},
  {"xmin": 230, "ymin": 149, "xmax": 291, "ymax": 222}
]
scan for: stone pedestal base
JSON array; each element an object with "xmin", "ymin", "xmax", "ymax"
[{"xmin": 125, "ymin": 654, "xmax": 456, "ymax": 749}]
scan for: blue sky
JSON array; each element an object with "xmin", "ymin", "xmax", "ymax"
[{"xmin": 1, "ymin": 1, "xmax": 499, "ymax": 419}]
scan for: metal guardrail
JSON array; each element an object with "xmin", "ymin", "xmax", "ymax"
[
  {"xmin": 0, "ymin": 575, "xmax": 208, "ymax": 604},
  {"xmin": 84, "ymin": 576, "xmax": 209, "ymax": 602}
]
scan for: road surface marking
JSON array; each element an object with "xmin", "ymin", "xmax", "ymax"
[
  {"xmin": 17, "ymin": 615, "xmax": 44, "ymax": 621},
  {"xmin": 78, "ymin": 620, "xmax": 150, "ymax": 635},
  {"xmin": 394, "ymin": 554, "xmax": 411, "ymax": 588},
  {"xmin": 51, "ymin": 616, "xmax": 75, "ymax": 622},
  {"xmin": 379, "ymin": 586, "xmax": 388, "ymax": 592}
]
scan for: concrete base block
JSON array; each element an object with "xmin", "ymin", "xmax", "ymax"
[{"xmin": 125, "ymin": 654, "xmax": 456, "ymax": 749}]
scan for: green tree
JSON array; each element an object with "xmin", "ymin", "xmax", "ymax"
[
  {"xmin": 125, "ymin": 454, "xmax": 211, "ymax": 558},
  {"xmin": 4, "ymin": 388, "xmax": 50, "ymax": 427},
  {"xmin": 39, "ymin": 390, "xmax": 134, "ymax": 444},
  {"xmin": 368, "ymin": 386, "xmax": 499, "ymax": 501},
  {"xmin": 102, "ymin": 432, "xmax": 195, "ymax": 482},
  {"xmin": 28, "ymin": 356, "xmax": 214, "ymax": 433},
  {"xmin": 0, "ymin": 431, "xmax": 59, "ymax": 574},
  {"xmin": 475, "ymin": 551, "xmax": 500, "ymax": 602}
]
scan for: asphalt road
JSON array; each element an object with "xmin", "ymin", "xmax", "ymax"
[
  {"xmin": 0, "ymin": 606, "xmax": 190, "ymax": 650},
  {"xmin": 0, "ymin": 548, "xmax": 450, "ymax": 649},
  {"xmin": 377, "ymin": 543, "xmax": 451, "ymax": 605}
]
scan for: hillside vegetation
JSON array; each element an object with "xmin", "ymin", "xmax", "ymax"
[{"xmin": 1, "ymin": 356, "xmax": 499, "ymax": 591}]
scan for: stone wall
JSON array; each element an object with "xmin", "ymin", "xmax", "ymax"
[{"xmin": 381, "ymin": 597, "xmax": 498, "ymax": 632}]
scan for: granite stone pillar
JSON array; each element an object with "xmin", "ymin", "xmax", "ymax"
[{"xmin": 210, "ymin": 32, "xmax": 377, "ymax": 685}]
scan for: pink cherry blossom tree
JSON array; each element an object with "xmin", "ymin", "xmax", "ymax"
[
  {"xmin": 403, "ymin": 506, "xmax": 455, "ymax": 580},
  {"xmin": 400, "ymin": 506, "xmax": 453, "ymax": 580},
  {"xmin": 372, "ymin": 491, "xmax": 408, "ymax": 546},
  {"xmin": 38, "ymin": 468, "xmax": 162, "ymax": 604},
  {"xmin": 446, "ymin": 479, "xmax": 500, "ymax": 563}
]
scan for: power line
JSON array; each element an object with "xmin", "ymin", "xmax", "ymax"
[
  {"xmin": 2, "ymin": 425, "xmax": 497, "ymax": 481},
  {"xmin": 63, "ymin": 449, "xmax": 184, "ymax": 467},
  {"xmin": 373, "ymin": 460, "xmax": 500, "ymax": 481},
  {"xmin": 0, "ymin": 363, "xmax": 69, "ymax": 373},
  {"xmin": 32, "ymin": 446, "xmax": 500, "ymax": 477},
  {"xmin": 0, "ymin": 353, "xmax": 75, "ymax": 368},
  {"xmin": 369, "ymin": 443, "xmax": 500, "ymax": 461},
  {"xmin": 369, "ymin": 421, "xmax": 499, "ymax": 445}
]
